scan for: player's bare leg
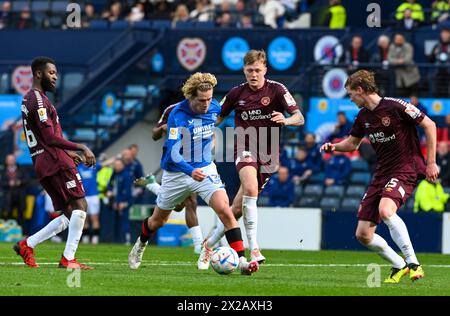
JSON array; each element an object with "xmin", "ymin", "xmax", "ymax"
[
  {"xmin": 356, "ymin": 219, "xmax": 409, "ymax": 283},
  {"xmin": 128, "ymin": 206, "xmax": 172, "ymax": 269},
  {"xmin": 203, "ymin": 189, "xmax": 258, "ymax": 275},
  {"xmin": 379, "ymin": 198, "xmax": 424, "ymax": 281},
  {"xmin": 14, "ymin": 212, "xmax": 70, "ymax": 268},
  {"xmin": 184, "ymin": 194, "xmax": 203, "ymax": 254},
  {"xmin": 58, "ymin": 198, "xmax": 93, "ymax": 269}
]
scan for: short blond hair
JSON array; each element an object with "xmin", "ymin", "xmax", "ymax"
[
  {"xmin": 181, "ymin": 72, "xmax": 217, "ymax": 100},
  {"xmin": 345, "ymin": 70, "xmax": 378, "ymax": 93},
  {"xmin": 244, "ymin": 49, "xmax": 267, "ymax": 66}
]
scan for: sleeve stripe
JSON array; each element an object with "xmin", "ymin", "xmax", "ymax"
[{"xmin": 33, "ymin": 90, "xmax": 44, "ymax": 108}]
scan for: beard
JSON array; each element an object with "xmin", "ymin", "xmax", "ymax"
[{"xmin": 41, "ymin": 74, "xmax": 55, "ymax": 93}]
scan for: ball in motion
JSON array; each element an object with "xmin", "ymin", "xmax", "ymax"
[{"xmin": 210, "ymin": 247, "xmax": 239, "ymax": 275}]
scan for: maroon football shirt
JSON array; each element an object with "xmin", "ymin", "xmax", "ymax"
[
  {"xmin": 220, "ymin": 79, "xmax": 299, "ymax": 164},
  {"xmin": 350, "ymin": 97, "xmax": 426, "ymax": 178},
  {"xmin": 21, "ymin": 89, "xmax": 76, "ymax": 179}
]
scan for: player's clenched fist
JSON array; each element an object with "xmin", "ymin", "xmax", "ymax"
[
  {"xmin": 191, "ymin": 168, "xmax": 206, "ymax": 182},
  {"xmin": 320, "ymin": 142, "xmax": 335, "ymax": 153}
]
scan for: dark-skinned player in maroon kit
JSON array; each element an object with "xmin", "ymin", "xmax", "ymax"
[
  {"xmin": 321, "ymin": 70, "xmax": 438, "ymax": 283},
  {"xmin": 14, "ymin": 56, "xmax": 96, "ymax": 269}
]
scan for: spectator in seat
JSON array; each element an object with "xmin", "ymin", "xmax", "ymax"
[
  {"xmin": 288, "ymin": 147, "xmax": 314, "ymax": 185},
  {"xmin": 304, "ymin": 133, "xmax": 323, "ymax": 173},
  {"xmin": 397, "ymin": 8, "xmax": 420, "ymax": 31},
  {"xmin": 172, "ymin": 3, "xmax": 190, "ymax": 27},
  {"xmin": 388, "ymin": 33, "xmax": 421, "ymax": 97},
  {"xmin": 265, "ymin": 166, "xmax": 295, "ymax": 207},
  {"xmin": 395, "ymin": 0, "xmax": 424, "ymax": 23},
  {"xmin": 414, "ymin": 176, "xmax": 449, "ymax": 213},
  {"xmin": 189, "ymin": 0, "xmax": 213, "ymax": 22},
  {"xmin": 0, "ymin": 1, "xmax": 12, "ymax": 30},
  {"xmin": 82, "ymin": 2, "xmax": 98, "ymax": 28},
  {"xmin": 324, "ymin": 151, "xmax": 351, "ymax": 187},
  {"xmin": 429, "ymin": 27, "xmax": 450, "ymax": 98},
  {"xmin": 370, "ymin": 35, "xmax": 391, "ymax": 96},
  {"xmin": 0, "ymin": 154, "xmax": 29, "ymax": 228},
  {"xmin": 431, "ymin": 0, "xmax": 450, "ymax": 24},
  {"xmin": 148, "ymin": 1, "xmax": 172, "ymax": 20},
  {"xmin": 437, "ymin": 142, "xmax": 450, "ymax": 186},
  {"xmin": 237, "ymin": 14, "xmax": 253, "ymax": 29},
  {"xmin": 324, "ymin": 0, "xmax": 346, "ymax": 29},
  {"xmin": 328, "ymin": 111, "xmax": 353, "ymax": 142},
  {"xmin": 128, "ymin": 2, "xmax": 145, "ymax": 24},
  {"xmin": 258, "ymin": 0, "xmax": 286, "ymax": 28},
  {"xmin": 13, "ymin": 6, "xmax": 35, "ymax": 29},
  {"xmin": 341, "ymin": 35, "xmax": 369, "ymax": 74}
]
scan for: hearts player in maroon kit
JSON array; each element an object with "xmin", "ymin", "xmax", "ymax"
[
  {"xmin": 321, "ymin": 70, "xmax": 438, "ymax": 283},
  {"xmin": 197, "ymin": 50, "xmax": 304, "ymax": 268},
  {"xmin": 14, "ymin": 56, "xmax": 96, "ymax": 269}
]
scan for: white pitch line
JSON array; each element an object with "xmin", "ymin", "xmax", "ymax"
[{"xmin": 1, "ymin": 261, "xmax": 450, "ymax": 268}]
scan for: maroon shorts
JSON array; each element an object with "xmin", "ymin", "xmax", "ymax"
[
  {"xmin": 40, "ymin": 168, "xmax": 85, "ymax": 211},
  {"xmin": 358, "ymin": 173, "xmax": 419, "ymax": 224},
  {"xmin": 235, "ymin": 151, "xmax": 278, "ymax": 192}
]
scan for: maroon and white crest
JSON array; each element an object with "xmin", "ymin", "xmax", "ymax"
[
  {"xmin": 177, "ymin": 38, "xmax": 206, "ymax": 71},
  {"xmin": 381, "ymin": 116, "xmax": 390, "ymax": 127},
  {"xmin": 12, "ymin": 66, "xmax": 33, "ymax": 95},
  {"xmin": 260, "ymin": 96, "xmax": 271, "ymax": 106}
]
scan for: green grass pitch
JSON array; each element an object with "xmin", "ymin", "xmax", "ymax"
[{"xmin": 1, "ymin": 242, "xmax": 450, "ymax": 296}]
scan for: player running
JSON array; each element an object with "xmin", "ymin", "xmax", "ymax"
[
  {"xmin": 320, "ymin": 70, "xmax": 437, "ymax": 283},
  {"xmin": 134, "ymin": 102, "xmax": 203, "ymax": 254},
  {"xmin": 197, "ymin": 50, "xmax": 304, "ymax": 268},
  {"xmin": 128, "ymin": 72, "xmax": 259, "ymax": 275},
  {"xmin": 14, "ymin": 56, "xmax": 96, "ymax": 269}
]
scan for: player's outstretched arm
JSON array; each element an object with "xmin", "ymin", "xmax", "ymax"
[
  {"xmin": 152, "ymin": 124, "xmax": 167, "ymax": 141},
  {"xmin": 271, "ymin": 110, "xmax": 304, "ymax": 126},
  {"xmin": 320, "ymin": 135, "xmax": 363, "ymax": 153},
  {"xmin": 420, "ymin": 116, "xmax": 439, "ymax": 182}
]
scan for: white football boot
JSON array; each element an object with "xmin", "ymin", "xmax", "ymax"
[
  {"xmin": 250, "ymin": 248, "xmax": 266, "ymax": 264},
  {"xmin": 128, "ymin": 237, "xmax": 148, "ymax": 270},
  {"xmin": 197, "ymin": 239, "xmax": 213, "ymax": 270},
  {"xmin": 239, "ymin": 257, "xmax": 259, "ymax": 276}
]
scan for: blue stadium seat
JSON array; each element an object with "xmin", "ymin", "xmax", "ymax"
[
  {"xmin": 323, "ymin": 185, "xmax": 345, "ymax": 197},
  {"xmin": 11, "ymin": 1, "xmax": 29, "ymax": 12},
  {"xmin": 62, "ymin": 72, "xmax": 84, "ymax": 96},
  {"xmin": 320, "ymin": 197, "xmax": 340, "ymax": 210},
  {"xmin": 258, "ymin": 195, "xmax": 270, "ymax": 206},
  {"xmin": 51, "ymin": 1, "xmax": 69, "ymax": 12},
  {"xmin": 152, "ymin": 20, "xmax": 172, "ymax": 29},
  {"xmin": 89, "ymin": 20, "xmax": 109, "ymax": 29},
  {"xmin": 345, "ymin": 185, "xmax": 366, "ymax": 198},
  {"xmin": 110, "ymin": 20, "xmax": 129, "ymax": 29},
  {"xmin": 351, "ymin": 159, "xmax": 369, "ymax": 172},
  {"xmin": 296, "ymin": 196, "xmax": 320, "ymax": 208},
  {"xmin": 303, "ymin": 184, "xmax": 323, "ymax": 198},
  {"xmin": 132, "ymin": 20, "xmax": 152, "ymax": 29},
  {"xmin": 307, "ymin": 172, "xmax": 325, "ymax": 184},
  {"xmin": 340, "ymin": 198, "xmax": 361, "ymax": 211},
  {"xmin": 350, "ymin": 172, "xmax": 371, "ymax": 185},
  {"xmin": 194, "ymin": 21, "xmax": 215, "ymax": 29},
  {"xmin": 175, "ymin": 21, "xmax": 194, "ymax": 29},
  {"xmin": 32, "ymin": 1, "xmax": 50, "ymax": 12}
]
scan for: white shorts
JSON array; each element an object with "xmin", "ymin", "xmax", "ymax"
[
  {"xmin": 157, "ymin": 163, "xmax": 225, "ymax": 211},
  {"xmin": 86, "ymin": 195, "xmax": 100, "ymax": 215}
]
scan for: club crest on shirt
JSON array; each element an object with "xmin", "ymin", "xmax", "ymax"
[
  {"xmin": 381, "ymin": 116, "xmax": 390, "ymax": 127},
  {"xmin": 260, "ymin": 96, "xmax": 271, "ymax": 106},
  {"xmin": 364, "ymin": 122, "xmax": 370, "ymax": 129}
]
